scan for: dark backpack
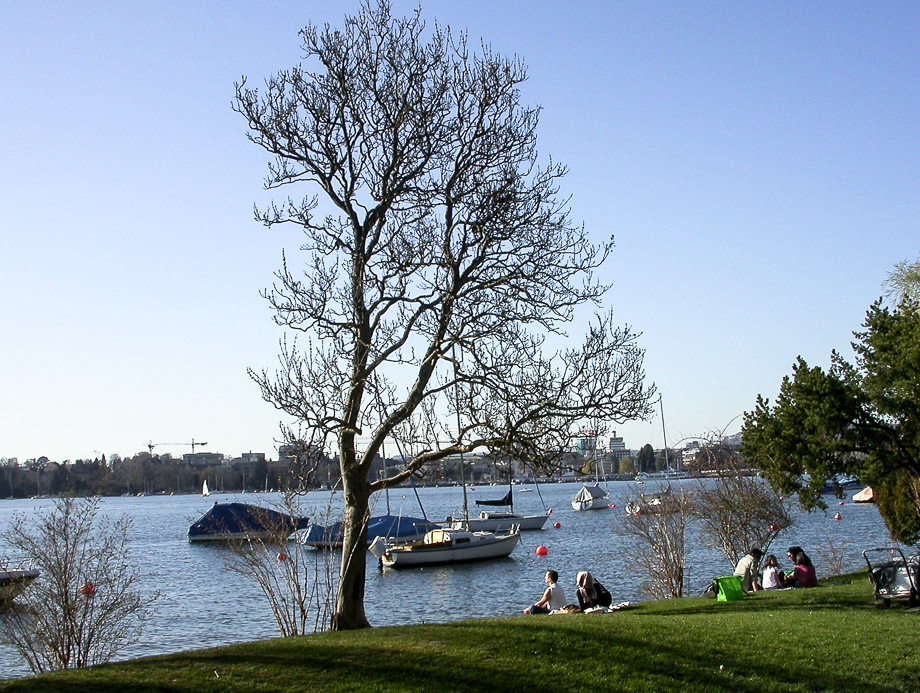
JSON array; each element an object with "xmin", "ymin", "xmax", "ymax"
[{"xmin": 595, "ymin": 580, "xmax": 612, "ymax": 607}]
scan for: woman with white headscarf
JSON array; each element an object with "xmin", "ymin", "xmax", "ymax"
[{"xmin": 576, "ymin": 571, "xmax": 612, "ymax": 610}]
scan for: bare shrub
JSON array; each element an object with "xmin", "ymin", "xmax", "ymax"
[
  {"xmin": 693, "ymin": 458, "xmax": 792, "ymax": 569},
  {"xmin": 224, "ymin": 493, "xmax": 336, "ymax": 636},
  {"xmin": 813, "ymin": 529, "xmax": 850, "ymax": 578},
  {"xmin": 0, "ymin": 497, "xmax": 157, "ymax": 673},
  {"xmin": 617, "ymin": 485, "xmax": 694, "ymax": 599}
]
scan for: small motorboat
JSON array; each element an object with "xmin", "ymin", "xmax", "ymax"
[
  {"xmin": 187, "ymin": 502, "xmax": 309, "ymax": 542},
  {"xmin": 369, "ymin": 527, "xmax": 520, "ymax": 568},
  {"xmin": 0, "ymin": 559, "xmax": 40, "ymax": 604}
]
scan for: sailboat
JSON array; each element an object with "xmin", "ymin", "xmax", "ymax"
[
  {"xmin": 571, "ymin": 449, "xmax": 609, "ymax": 511},
  {"xmin": 202, "ymin": 479, "xmax": 210, "ymax": 497},
  {"xmin": 448, "ymin": 469, "xmax": 551, "ymax": 531},
  {"xmin": 370, "ymin": 455, "xmax": 521, "ymax": 568},
  {"xmin": 369, "ymin": 352, "xmax": 520, "ymax": 567},
  {"xmin": 187, "ymin": 502, "xmax": 310, "ymax": 542},
  {"xmin": 369, "ymin": 525, "xmax": 520, "ymax": 568}
]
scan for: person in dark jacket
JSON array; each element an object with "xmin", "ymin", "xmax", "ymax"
[{"xmin": 575, "ymin": 571, "xmax": 612, "ymax": 610}]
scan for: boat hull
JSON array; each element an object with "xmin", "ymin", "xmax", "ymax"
[
  {"xmin": 0, "ymin": 568, "xmax": 40, "ymax": 604},
  {"xmin": 448, "ymin": 512, "xmax": 550, "ymax": 532},
  {"xmin": 381, "ymin": 531, "xmax": 519, "ymax": 568},
  {"xmin": 571, "ymin": 497, "xmax": 609, "ymax": 511}
]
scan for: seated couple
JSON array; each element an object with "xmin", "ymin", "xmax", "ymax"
[{"xmin": 523, "ymin": 570, "xmax": 612, "ymax": 615}]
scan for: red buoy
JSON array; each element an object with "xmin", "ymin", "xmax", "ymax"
[
  {"xmin": 553, "ymin": 522, "xmax": 561, "ymax": 529},
  {"xmin": 834, "ymin": 512, "xmax": 842, "ymax": 521},
  {"xmin": 839, "ymin": 501, "xmax": 845, "ymax": 506},
  {"xmin": 536, "ymin": 545, "xmax": 548, "ymax": 556},
  {"xmin": 611, "ymin": 504, "xmax": 617, "ymax": 509},
  {"xmin": 769, "ymin": 524, "xmax": 777, "ymax": 532},
  {"xmin": 277, "ymin": 552, "xmax": 288, "ymax": 561}
]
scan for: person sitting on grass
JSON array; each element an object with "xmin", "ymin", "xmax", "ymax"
[
  {"xmin": 780, "ymin": 551, "xmax": 818, "ymax": 588},
  {"xmin": 761, "ymin": 554, "xmax": 781, "ymax": 590},
  {"xmin": 734, "ymin": 547, "xmax": 764, "ymax": 593},
  {"xmin": 523, "ymin": 570, "xmax": 567, "ymax": 615},
  {"xmin": 575, "ymin": 571, "xmax": 612, "ymax": 610}
]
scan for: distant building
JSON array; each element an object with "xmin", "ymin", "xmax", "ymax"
[
  {"xmin": 183, "ymin": 452, "xmax": 224, "ymax": 468},
  {"xmin": 607, "ymin": 431, "xmax": 630, "ymax": 464}
]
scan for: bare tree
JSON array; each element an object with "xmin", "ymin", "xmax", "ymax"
[
  {"xmin": 693, "ymin": 455, "xmax": 792, "ymax": 569},
  {"xmin": 617, "ymin": 485, "xmax": 695, "ymax": 599},
  {"xmin": 235, "ymin": 0, "xmax": 654, "ymax": 630},
  {"xmin": 0, "ymin": 497, "xmax": 157, "ymax": 673}
]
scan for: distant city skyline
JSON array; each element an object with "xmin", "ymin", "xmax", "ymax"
[{"xmin": 3, "ymin": 1, "xmax": 918, "ymax": 462}]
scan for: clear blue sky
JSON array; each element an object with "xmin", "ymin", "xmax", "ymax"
[{"xmin": 2, "ymin": 1, "xmax": 917, "ymax": 462}]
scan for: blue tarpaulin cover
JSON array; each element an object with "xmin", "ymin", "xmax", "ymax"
[{"xmin": 188, "ymin": 502, "xmax": 309, "ymax": 541}]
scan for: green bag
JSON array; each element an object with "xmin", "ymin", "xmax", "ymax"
[{"xmin": 714, "ymin": 576, "xmax": 744, "ymax": 602}]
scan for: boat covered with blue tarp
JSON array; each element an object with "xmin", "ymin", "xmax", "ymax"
[
  {"xmin": 187, "ymin": 502, "xmax": 309, "ymax": 542},
  {"xmin": 299, "ymin": 514, "xmax": 441, "ymax": 549}
]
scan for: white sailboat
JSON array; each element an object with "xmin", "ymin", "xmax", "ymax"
[
  {"xmin": 202, "ymin": 479, "xmax": 210, "ymax": 497},
  {"xmin": 370, "ymin": 348, "xmax": 520, "ymax": 567},
  {"xmin": 572, "ymin": 442, "xmax": 609, "ymax": 511},
  {"xmin": 370, "ymin": 526, "xmax": 519, "ymax": 567},
  {"xmin": 449, "ymin": 469, "xmax": 551, "ymax": 531}
]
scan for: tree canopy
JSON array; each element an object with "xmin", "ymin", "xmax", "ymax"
[
  {"xmin": 742, "ymin": 297, "xmax": 920, "ymax": 543},
  {"xmin": 235, "ymin": 1, "xmax": 653, "ymax": 629}
]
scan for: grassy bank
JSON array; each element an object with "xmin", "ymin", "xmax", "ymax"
[{"xmin": 2, "ymin": 573, "xmax": 918, "ymax": 692}]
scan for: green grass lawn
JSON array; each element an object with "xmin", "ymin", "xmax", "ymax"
[{"xmin": 2, "ymin": 574, "xmax": 918, "ymax": 692}]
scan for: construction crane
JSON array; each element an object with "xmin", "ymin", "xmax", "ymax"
[{"xmin": 147, "ymin": 439, "xmax": 208, "ymax": 455}]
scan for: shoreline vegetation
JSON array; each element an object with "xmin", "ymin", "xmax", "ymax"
[{"xmin": 1, "ymin": 572, "xmax": 917, "ymax": 692}]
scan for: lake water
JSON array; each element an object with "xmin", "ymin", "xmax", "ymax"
[{"xmin": 0, "ymin": 479, "xmax": 894, "ymax": 680}]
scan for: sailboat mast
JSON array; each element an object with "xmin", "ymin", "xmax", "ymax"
[
  {"xmin": 382, "ymin": 438, "xmax": 390, "ymax": 516},
  {"xmin": 659, "ymin": 395, "xmax": 670, "ymax": 471},
  {"xmin": 452, "ymin": 345, "xmax": 469, "ymax": 521}
]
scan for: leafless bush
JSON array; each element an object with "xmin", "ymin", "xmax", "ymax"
[
  {"xmin": 813, "ymin": 529, "xmax": 850, "ymax": 578},
  {"xmin": 224, "ymin": 493, "xmax": 337, "ymax": 636},
  {"xmin": 0, "ymin": 497, "xmax": 157, "ymax": 673},
  {"xmin": 693, "ymin": 459, "xmax": 792, "ymax": 569},
  {"xmin": 617, "ymin": 485, "xmax": 694, "ymax": 599}
]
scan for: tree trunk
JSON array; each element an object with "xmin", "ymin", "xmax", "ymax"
[{"xmin": 331, "ymin": 469, "xmax": 372, "ymax": 630}]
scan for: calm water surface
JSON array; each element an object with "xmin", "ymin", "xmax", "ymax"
[{"xmin": 0, "ymin": 480, "xmax": 893, "ymax": 679}]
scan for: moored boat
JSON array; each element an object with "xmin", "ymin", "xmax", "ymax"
[
  {"xmin": 448, "ymin": 486, "xmax": 551, "ymax": 531},
  {"xmin": 0, "ymin": 560, "xmax": 40, "ymax": 605},
  {"xmin": 299, "ymin": 514, "xmax": 441, "ymax": 549},
  {"xmin": 853, "ymin": 486, "xmax": 875, "ymax": 503},
  {"xmin": 450, "ymin": 510, "xmax": 549, "ymax": 532},
  {"xmin": 369, "ymin": 527, "xmax": 520, "ymax": 568},
  {"xmin": 624, "ymin": 488, "xmax": 681, "ymax": 515},
  {"xmin": 187, "ymin": 502, "xmax": 309, "ymax": 542},
  {"xmin": 571, "ymin": 484, "xmax": 609, "ymax": 511}
]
